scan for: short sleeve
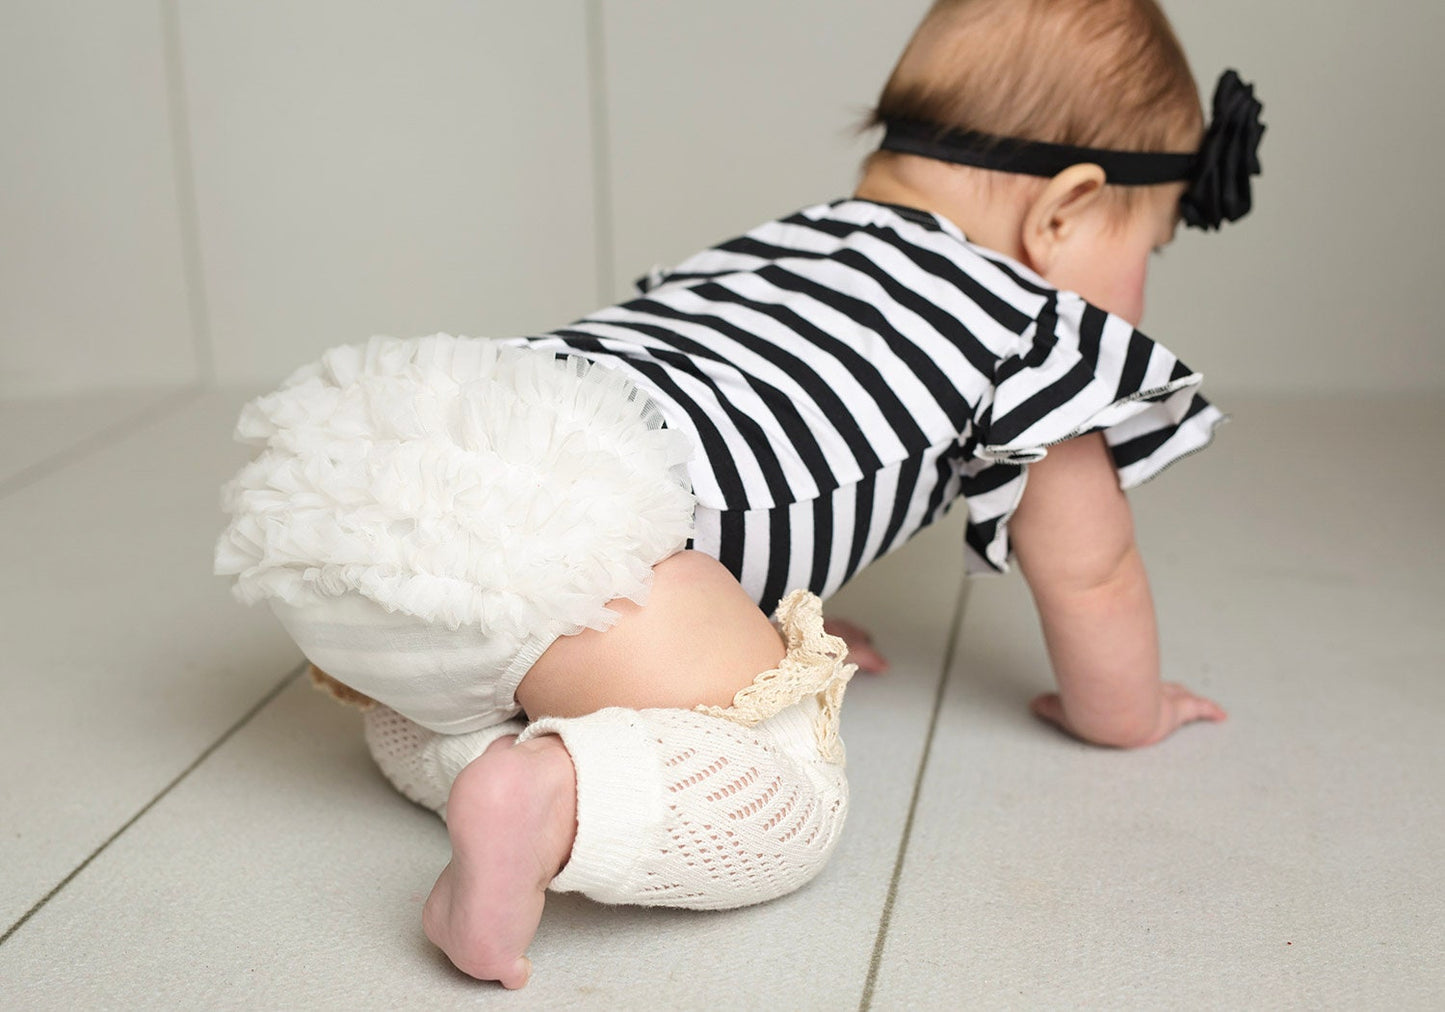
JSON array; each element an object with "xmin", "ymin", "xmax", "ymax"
[{"xmin": 958, "ymin": 290, "xmax": 1226, "ymax": 574}]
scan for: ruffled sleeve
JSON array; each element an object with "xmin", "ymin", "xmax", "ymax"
[{"xmin": 958, "ymin": 290, "xmax": 1226, "ymax": 574}]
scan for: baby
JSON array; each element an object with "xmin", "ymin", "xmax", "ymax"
[{"xmin": 216, "ymin": 0, "xmax": 1261, "ymax": 990}]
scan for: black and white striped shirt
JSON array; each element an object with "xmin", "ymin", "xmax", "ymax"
[{"xmin": 516, "ymin": 199, "xmax": 1224, "ymax": 615}]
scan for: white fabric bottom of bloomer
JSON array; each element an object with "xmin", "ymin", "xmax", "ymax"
[
  {"xmin": 214, "ymin": 334, "xmax": 697, "ymax": 733},
  {"xmin": 270, "ymin": 591, "xmax": 556, "ymax": 735},
  {"xmin": 364, "ymin": 590, "xmax": 856, "ymax": 910}
]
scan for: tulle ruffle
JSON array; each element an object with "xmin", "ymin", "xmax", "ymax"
[{"xmin": 215, "ymin": 334, "xmax": 697, "ymax": 639}]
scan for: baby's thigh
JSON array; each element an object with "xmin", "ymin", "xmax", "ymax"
[{"xmin": 516, "ymin": 551, "xmax": 785, "ymax": 720}]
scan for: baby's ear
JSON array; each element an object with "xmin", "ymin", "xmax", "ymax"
[{"xmin": 1019, "ymin": 163, "xmax": 1107, "ymax": 273}]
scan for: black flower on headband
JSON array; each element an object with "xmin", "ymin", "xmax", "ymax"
[{"xmin": 1181, "ymin": 70, "xmax": 1266, "ymax": 231}]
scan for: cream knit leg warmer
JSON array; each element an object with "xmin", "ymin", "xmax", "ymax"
[
  {"xmin": 362, "ymin": 589, "xmax": 855, "ymax": 910},
  {"xmin": 520, "ymin": 589, "xmax": 855, "ymax": 910},
  {"xmin": 363, "ymin": 705, "xmax": 525, "ymax": 819}
]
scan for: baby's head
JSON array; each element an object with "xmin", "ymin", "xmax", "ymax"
[
  {"xmin": 871, "ymin": 0, "xmax": 1204, "ymax": 203},
  {"xmin": 859, "ymin": 0, "xmax": 1249, "ymax": 324}
]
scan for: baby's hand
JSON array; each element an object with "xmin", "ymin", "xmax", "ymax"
[
  {"xmin": 1030, "ymin": 682, "xmax": 1226, "ymax": 748},
  {"xmin": 823, "ymin": 617, "xmax": 889, "ymax": 674}
]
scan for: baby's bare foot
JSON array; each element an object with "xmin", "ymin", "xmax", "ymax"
[{"xmin": 422, "ymin": 735, "xmax": 577, "ymax": 988}]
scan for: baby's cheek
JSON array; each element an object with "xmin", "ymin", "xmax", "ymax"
[{"xmin": 1109, "ymin": 260, "xmax": 1150, "ymax": 327}]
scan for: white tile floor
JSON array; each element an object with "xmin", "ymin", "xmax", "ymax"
[{"xmin": 2, "ymin": 388, "xmax": 1442, "ymax": 1009}]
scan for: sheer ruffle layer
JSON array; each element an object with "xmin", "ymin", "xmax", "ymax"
[{"xmin": 215, "ymin": 335, "xmax": 697, "ymax": 639}]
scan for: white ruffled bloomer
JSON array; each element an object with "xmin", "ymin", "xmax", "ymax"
[{"xmin": 214, "ymin": 334, "xmax": 697, "ymax": 732}]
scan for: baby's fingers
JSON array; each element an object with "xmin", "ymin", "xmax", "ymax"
[
  {"xmin": 1161, "ymin": 682, "xmax": 1228, "ymax": 725},
  {"xmin": 824, "ymin": 617, "xmax": 890, "ymax": 674},
  {"xmin": 1029, "ymin": 692, "xmax": 1068, "ymax": 729}
]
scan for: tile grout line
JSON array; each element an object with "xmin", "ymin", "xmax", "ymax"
[
  {"xmin": 0, "ymin": 386, "xmax": 205, "ymax": 501},
  {"xmin": 858, "ymin": 575, "xmax": 972, "ymax": 1011},
  {"xmin": 0, "ymin": 663, "xmax": 305, "ymax": 948},
  {"xmin": 159, "ymin": 0, "xmax": 216, "ymax": 387},
  {"xmin": 584, "ymin": 0, "xmax": 616, "ymax": 304}
]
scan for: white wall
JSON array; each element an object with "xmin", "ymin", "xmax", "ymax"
[
  {"xmin": 1150, "ymin": 0, "xmax": 1445, "ymax": 394},
  {"xmin": 2, "ymin": 1, "xmax": 1442, "ymax": 397},
  {"xmin": 600, "ymin": 0, "xmax": 928, "ymax": 297},
  {"xmin": 1, "ymin": 1, "xmax": 197, "ymax": 397},
  {"xmin": 178, "ymin": 0, "xmax": 601, "ymax": 383}
]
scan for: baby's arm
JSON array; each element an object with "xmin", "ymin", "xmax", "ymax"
[{"xmin": 1008, "ymin": 433, "xmax": 1225, "ymax": 747}]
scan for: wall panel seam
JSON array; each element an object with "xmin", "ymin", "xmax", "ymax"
[
  {"xmin": 585, "ymin": 0, "xmax": 616, "ymax": 304},
  {"xmin": 159, "ymin": 0, "xmax": 215, "ymax": 388}
]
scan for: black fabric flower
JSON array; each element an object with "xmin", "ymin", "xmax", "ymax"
[{"xmin": 1181, "ymin": 70, "xmax": 1266, "ymax": 231}]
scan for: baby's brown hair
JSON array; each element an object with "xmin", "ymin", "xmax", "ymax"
[{"xmin": 867, "ymin": 0, "xmax": 1204, "ymax": 210}]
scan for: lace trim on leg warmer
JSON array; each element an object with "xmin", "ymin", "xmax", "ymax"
[{"xmin": 694, "ymin": 589, "xmax": 856, "ymax": 763}]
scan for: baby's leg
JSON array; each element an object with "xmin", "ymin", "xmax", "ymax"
[{"xmin": 425, "ymin": 552, "xmax": 852, "ymax": 986}]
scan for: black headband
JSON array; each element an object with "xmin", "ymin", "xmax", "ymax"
[
  {"xmin": 878, "ymin": 120, "xmax": 1197, "ymax": 185},
  {"xmin": 877, "ymin": 70, "xmax": 1265, "ymax": 231}
]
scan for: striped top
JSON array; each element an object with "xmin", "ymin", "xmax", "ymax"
[{"xmin": 514, "ymin": 198, "xmax": 1224, "ymax": 613}]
